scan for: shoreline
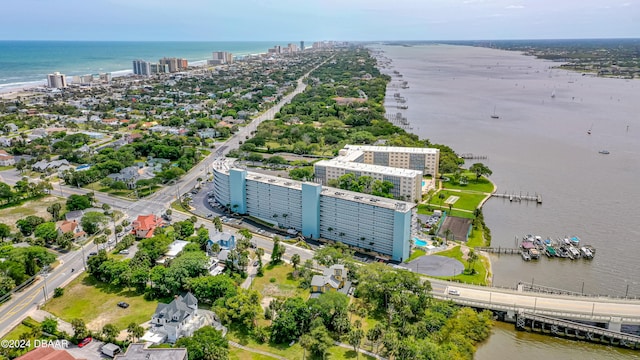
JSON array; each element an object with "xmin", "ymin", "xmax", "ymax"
[
  {"xmin": 377, "ymin": 46, "xmax": 497, "ymax": 283},
  {"xmin": 0, "ymin": 46, "xmax": 280, "ymax": 95}
]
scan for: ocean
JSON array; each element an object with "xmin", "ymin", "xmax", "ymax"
[
  {"xmin": 0, "ymin": 41, "xmax": 285, "ymax": 92},
  {"xmin": 378, "ymin": 44, "xmax": 640, "ymax": 359}
]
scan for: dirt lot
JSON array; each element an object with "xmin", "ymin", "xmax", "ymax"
[{"xmin": 0, "ymin": 196, "xmax": 64, "ymax": 231}]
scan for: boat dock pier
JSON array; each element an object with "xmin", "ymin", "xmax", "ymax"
[
  {"xmin": 492, "ymin": 191, "xmax": 542, "ymax": 204},
  {"xmin": 460, "ymin": 153, "xmax": 488, "ymax": 160},
  {"xmin": 476, "ymin": 247, "xmax": 522, "ymax": 255}
]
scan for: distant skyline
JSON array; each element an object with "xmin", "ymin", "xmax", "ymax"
[{"xmin": 1, "ymin": 0, "xmax": 638, "ymax": 41}]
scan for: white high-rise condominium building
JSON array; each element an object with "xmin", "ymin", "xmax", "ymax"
[
  {"xmin": 314, "ymin": 159, "xmax": 423, "ymax": 203},
  {"xmin": 341, "ymin": 145, "xmax": 440, "ymax": 177},
  {"xmin": 132, "ymin": 60, "xmax": 151, "ymax": 76},
  {"xmin": 47, "ymin": 72, "xmax": 67, "ymax": 88}
]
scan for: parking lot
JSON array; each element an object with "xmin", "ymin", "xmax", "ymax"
[{"xmin": 66, "ymin": 338, "xmax": 111, "ymax": 360}]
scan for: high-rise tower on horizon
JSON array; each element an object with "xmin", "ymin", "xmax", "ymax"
[
  {"xmin": 132, "ymin": 60, "xmax": 151, "ymax": 76},
  {"xmin": 300, "ymin": 41, "xmax": 304, "ymax": 51},
  {"xmin": 47, "ymin": 72, "xmax": 67, "ymax": 88}
]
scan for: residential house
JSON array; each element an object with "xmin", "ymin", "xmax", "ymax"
[
  {"xmin": 31, "ymin": 128, "xmax": 47, "ymax": 137},
  {"xmin": 127, "ymin": 133, "xmax": 142, "ymax": 143},
  {"xmin": 147, "ymin": 292, "xmax": 198, "ymax": 343},
  {"xmin": 107, "ymin": 166, "xmax": 140, "ymax": 187},
  {"xmin": 113, "ymin": 343, "xmax": 187, "ymax": 360},
  {"xmin": 0, "ymin": 137, "xmax": 12, "ymax": 147},
  {"xmin": 32, "ymin": 159, "xmax": 70, "ymax": 172},
  {"xmin": 207, "ymin": 231, "xmax": 236, "ymax": 253},
  {"xmin": 56, "ymin": 220, "xmax": 86, "ymax": 241},
  {"xmin": 131, "ymin": 214, "xmax": 163, "ymax": 238},
  {"xmin": 197, "ymin": 129, "xmax": 221, "ymax": 139},
  {"xmin": 64, "ymin": 210, "xmax": 85, "ymax": 223},
  {"xmin": 0, "ymin": 149, "xmax": 15, "ymax": 166},
  {"xmin": 15, "ymin": 347, "xmax": 81, "ymax": 360},
  {"xmin": 310, "ymin": 264, "xmax": 351, "ymax": 297},
  {"xmin": 4, "ymin": 123, "xmax": 19, "ymax": 133}
]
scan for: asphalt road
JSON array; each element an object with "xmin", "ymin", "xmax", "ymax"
[{"xmin": 0, "ymin": 240, "xmax": 96, "ymax": 338}]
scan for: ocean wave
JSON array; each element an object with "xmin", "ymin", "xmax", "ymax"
[{"xmin": 0, "ymin": 80, "xmax": 46, "ymax": 93}]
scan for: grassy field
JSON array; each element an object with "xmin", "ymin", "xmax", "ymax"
[
  {"xmin": 42, "ymin": 273, "xmax": 158, "ymax": 332},
  {"xmin": 0, "ymin": 195, "xmax": 64, "ymax": 231},
  {"xmin": 427, "ymin": 190, "xmax": 486, "ymax": 212},
  {"xmin": 417, "ymin": 204, "xmax": 475, "ymax": 220},
  {"xmin": 466, "ymin": 227, "xmax": 486, "ymax": 248},
  {"xmin": 251, "ymin": 263, "xmax": 310, "ymax": 300},
  {"xmin": 229, "ymin": 347, "xmax": 275, "ymax": 360},
  {"xmin": 1, "ymin": 323, "xmax": 32, "ymax": 340},
  {"xmin": 228, "ymin": 327, "xmax": 376, "ymax": 360},
  {"xmin": 432, "ymin": 246, "xmax": 488, "ymax": 285},
  {"xmin": 441, "ymin": 173, "xmax": 495, "ymax": 193}
]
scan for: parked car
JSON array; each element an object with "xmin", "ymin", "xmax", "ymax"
[
  {"xmin": 119, "ymin": 250, "xmax": 129, "ymax": 255},
  {"xmin": 88, "ymin": 252, "xmax": 97, "ymax": 257},
  {"xmin": 117, "ymin": 301, "xmax": 129, "ymax": 308},
  {"xmin": 448, "ymin": 289, "xmax": 460, "ymax": 296},
  {"xmin": 78, "ymin": 337, "xmax": 92, "ymax": 348},
  {"xmin": 253, "ymin": 261, "xmax": 259, "ymax": 267},
  {"xmin": 206, "ymin": 213, "xmax": 213, "ymax": 218}
]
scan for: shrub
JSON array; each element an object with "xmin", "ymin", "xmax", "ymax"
[
  {"xmin": 54, "ymin": 287, "xmax": 64, "ymax": 298},
  {"xmin": 269, "ymin": 277, "xmax": 276, "ymax": 283}
]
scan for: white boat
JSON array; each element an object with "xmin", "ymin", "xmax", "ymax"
[
  {"xmin": 598, "ymin": 150, "xmax": 610, "ymax": 155},
  {"xmin": 551, "ymin": 90, "xmax": 556, "ymax": 98},
  {"xmin": 580, "ymin": 247, "xmax": 593, "ymax": 259},
  {"xmin": 490, "ymin": 105, "xmax": 499, "ymax": 119}
]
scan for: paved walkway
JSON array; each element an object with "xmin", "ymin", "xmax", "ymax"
[
  {"xmin": 228, "ymin": 341, "xmax": 287, "ymax": 360},
  {"xmin": 334, "ymin": 341, "xmax": 388, "ymax": 360},
  {"xmin": 28, "ymin": 309, "xmax": 74, "ymax": 334}
]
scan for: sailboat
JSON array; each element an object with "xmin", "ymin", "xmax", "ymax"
[
  {"xmin": 551, "ymin": 90, "xmax": 556, "ymax": 99},
  {"xmin": 587, "ymin": 123, "xmax": 593, "ymax": 135},
  {"xmin": 490, "ymin": 105, "xmax": 500, "ymax": 119}
]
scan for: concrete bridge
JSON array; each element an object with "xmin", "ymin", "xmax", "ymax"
[{"xmin": 428, "ymin": 279, "xmax": 640, "ymax": 348}]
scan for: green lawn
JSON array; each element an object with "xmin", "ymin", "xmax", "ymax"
[
  {"xmin": 466, "ymin": 227, "xmax": 486, "ymax": 248},
  {"xmin": 228, "ymin": 326, "xmax": 376, "ymax": 360},
  {"xmin": 432, "ymin": 246, "xmax": 488, "ymax": 286},
  {"xmin": 406, "ymin": 249, "xmax": 426, "ymax": 263},
  {"xmin": 42, "ymin": 273, "xmax": 159, "ymax": 332},
  {"xmin": 427, "ymin": 190, "xmax": 486, "ymax": 212},
  {"xmin": 229, "ymin": 347, "xmax": 276, "ymax": 360},
  {"xmin": 441, "ymin": 173, "xmax": 495, "ymax": 193},
  {"xmin": 1, "ymin": 323, "xmax": 32, "ymax": 340},
  {"xmin": 417, "ymin": 204, "xmax": 475, "ymax": 219},
  {"xmin": 251, "ymin": 263, "xmax": 310, "ymax": 300},
  {"xmin": 228, "ymin": 326, "xmax": 304, "ymax": 360}
]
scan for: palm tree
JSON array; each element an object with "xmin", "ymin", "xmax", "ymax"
[{"xmin": 291, "ymin": 253, "xmax": 301, "ymax": 271}]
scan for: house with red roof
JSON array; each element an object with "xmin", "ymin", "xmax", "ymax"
[
  {"xmin": 56, "ymin": 220, "xmax": 87, "ymax": 241},
  {"xmin": 132, "ymin": 214, "xmax": 163, "ymax": 238},
  {"xmin": 0, "ymin": 149, "xmax": 15, "ymax": 166},
  {"xmin": 16, "ymin": 347, "xmax": 84, "ymax": 360}
]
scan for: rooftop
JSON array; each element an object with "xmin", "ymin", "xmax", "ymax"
[
  {"xmin": 114, "ymin": 343, "xmax": 187, "ymax": 360},
  {"xmin": 343, "ymin": 144, "xmax": 439, "ymax": 155},
  {"xmin": 315, "ymin": 159, "xmax": 423, "ymax": 178}
]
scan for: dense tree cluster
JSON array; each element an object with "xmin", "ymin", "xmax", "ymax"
[{"xmin": 0, "ymin": 245, "xmax": 55, "ymax": 297}]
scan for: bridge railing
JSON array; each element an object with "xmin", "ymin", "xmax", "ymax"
[{"xmin": 433, "ymin": 294, "xmax": 640, "ymax": 324}]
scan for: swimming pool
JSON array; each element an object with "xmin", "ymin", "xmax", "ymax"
[
  {"xmin": 414, "ymin": 237, "xmax": 427, "ymax": 247},
  {"xmin": 422, "ymin": 181, "xmax": 425, "ymax": 187}
]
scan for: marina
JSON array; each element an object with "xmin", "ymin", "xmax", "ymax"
[{"xmin": 477, "ymin": 235, "xmax": 596, "ymax": 262}]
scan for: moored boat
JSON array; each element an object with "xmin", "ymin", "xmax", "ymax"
[
  {"xmin": 528, "ymin": 248, "xmax": 540, "ymax": 259},
  {"xmin": 521, "ymin": 251, "xmax": 531, "ymax": 261}
]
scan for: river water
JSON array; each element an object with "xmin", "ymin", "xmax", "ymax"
[{"xmin": 377, "ymin": 44, "xmax": 640, "ymax": 359}]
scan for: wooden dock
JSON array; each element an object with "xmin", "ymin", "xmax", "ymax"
[
  {"xmin": 475, "ymin": 247, "xmax": 521, "ymax": 255},
  {"xmin": 459, "ymin": 153, "xmax": 488, "ymax": 160},
  {"xmin": 492, "ymin": 192, "xmax": 542, "ymax": 204}
]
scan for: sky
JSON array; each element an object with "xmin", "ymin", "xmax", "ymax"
[{"xmin": 0, "ymin": 0, "xmax": 638, "ymax": 41}]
